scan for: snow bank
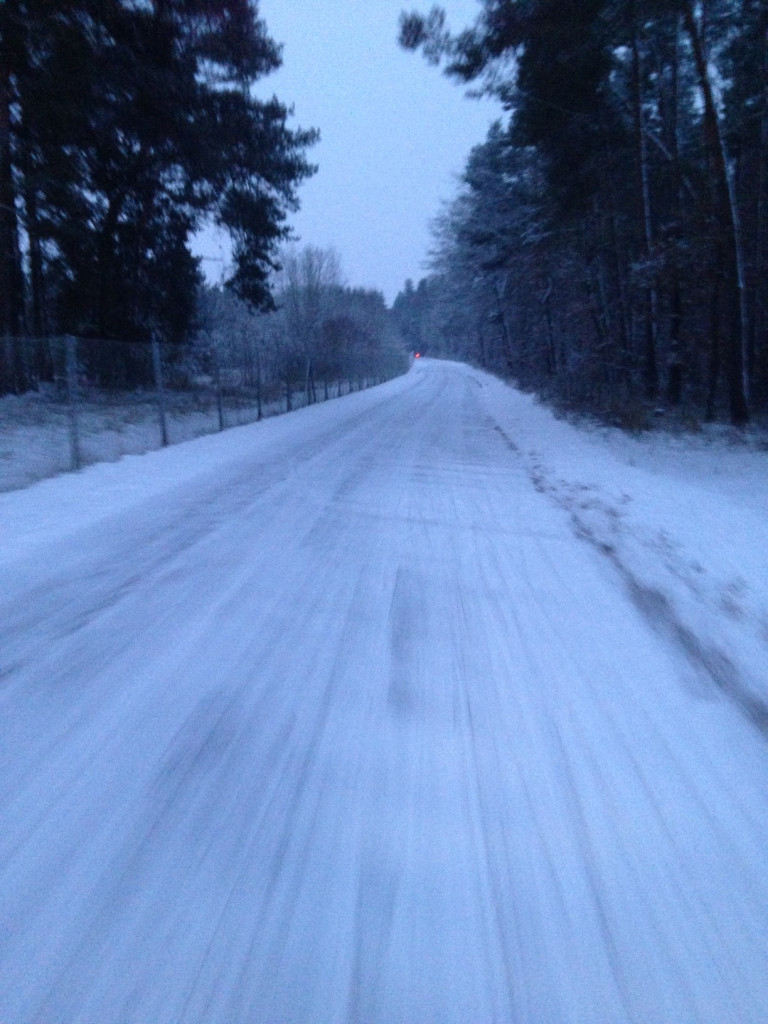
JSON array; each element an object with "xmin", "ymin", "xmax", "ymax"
[{"xmin": 470, "ymin": 365, "xmax": 768, "ymax": 718}]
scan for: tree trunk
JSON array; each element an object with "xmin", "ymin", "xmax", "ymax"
[
  {"xmin": 96, "ymin": 191, "xmax": 128, "ymax": 338},
  {"xmin": 683, "ymin": 1, "xmax": 749, "ymax": 424},
  {"xmin": 705, "ymin": 257, "xmax": 722, "ymax": 421},
  {"xmin": 630, "ymin": 4, "xmax": 659, "ymax": 398},
  {"xmin": 541, "ymin": 279, "xmax": 557, "ymax": 376},
  {"xmin": 24, "ymin": 174, "xmax": 53, "ymax": 383},
  {"xmin": 493, "ymin": 276, "xmax": 513, "ymax": 372},
  {"xmin": 255, "ymin": 341, "xmax": 262, "ymax": 421},
  {"xmin": 667, "ymin": 282, "xmax": 684, "ymax": 406},
  {"xmin": 597, "ymin": 169, "xmax": 632, "ymax": 380},
  {"xmin": 748, "ymin": 8, "xmax": 768, "ymax": 404},
  {"xmin": 0, "ymin": 19, "xmax": 28, "ymax": 394},
  {"xmin": 0, "ymin": 9, "xmax": 25, "ymax": 343},
  {"xmin": 665, "ymin": 18, "xmax": 685, "ymax": 407}
]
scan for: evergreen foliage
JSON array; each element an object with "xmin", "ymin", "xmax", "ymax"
[
  {"xmin": 399, "ymin": 0, "xmax": 767, "ymax": 425},
  {"xmin": 0, "ymin": 0, "xmax": 317, "ymax": 393}
]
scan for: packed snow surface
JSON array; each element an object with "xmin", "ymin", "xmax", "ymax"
[{"xmin": 1, "ymin": 359, "xmax": 767, "ymax": 1023}]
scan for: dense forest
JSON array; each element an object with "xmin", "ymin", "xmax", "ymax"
[
  {"xmin": 397, "ymin": 0, "xmax": 767, "ymax": 426},
  {"xmin": 6, "ymin": 1, "xmax": 765, "ymax": 427},
  {"xmin": 0, "ymin": 0, "xmax": 318, "ymax": 394}
]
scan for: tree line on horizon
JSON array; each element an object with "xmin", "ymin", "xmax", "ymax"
[
  {"xmin": 197, "ymin": 245, "xmax": 408, "ymax": 410},
  {"xmin": 397, "ymin": 0, "xmax": 767, "ymax": 426}
]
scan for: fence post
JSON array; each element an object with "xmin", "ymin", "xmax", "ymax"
[
  {"xmin": 212, "ymin": 348, "xmax": 225, "ymax": 431},
  {"xmin": 256, "ymin": 342, "xmax": 263, "ymax": 421},
  {"xmin": 65, "ymin": 335, "xmax": 81, "ymax": 470},
  {"xmin": 151, "ymin": 336, "xmax": 168, "ymax": 446}
]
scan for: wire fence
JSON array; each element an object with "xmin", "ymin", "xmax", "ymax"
[{"xmin": 1, "ymin": 334, "xmax": 407, "ymax": 492}]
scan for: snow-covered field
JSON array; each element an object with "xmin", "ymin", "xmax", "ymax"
[{"xmin": 1, "ymin": 359, "xmax": 767, "ymax": 1022}]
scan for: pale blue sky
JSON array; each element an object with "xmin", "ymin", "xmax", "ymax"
[{"xmin": 195, "ymin": 1, "xmax": 497, "ymax": 304}]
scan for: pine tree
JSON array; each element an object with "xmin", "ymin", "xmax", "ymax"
[
  {"xmin": 0, "ymin": 0, "xmax": 317, "ymax": 393},
  {"xmin": 400, "ymin": 0, "xmax": 763, "ymax": 423}
]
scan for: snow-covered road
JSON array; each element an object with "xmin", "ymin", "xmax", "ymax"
[{"xmin": 1, "ymin": 360, "xmax": 767, "ymax": 1023}]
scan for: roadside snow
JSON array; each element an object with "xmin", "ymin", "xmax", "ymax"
[
  {"xmin": 470, "ymin": 366, "xmax": 768, "ymax": 718},
  {"xmin": 0, "ymin": 374, "xmax": 415, "ymax": 564},
  {"xmin": 0, "ymin": 385, "xmax": 333, "ymax": 493}
]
